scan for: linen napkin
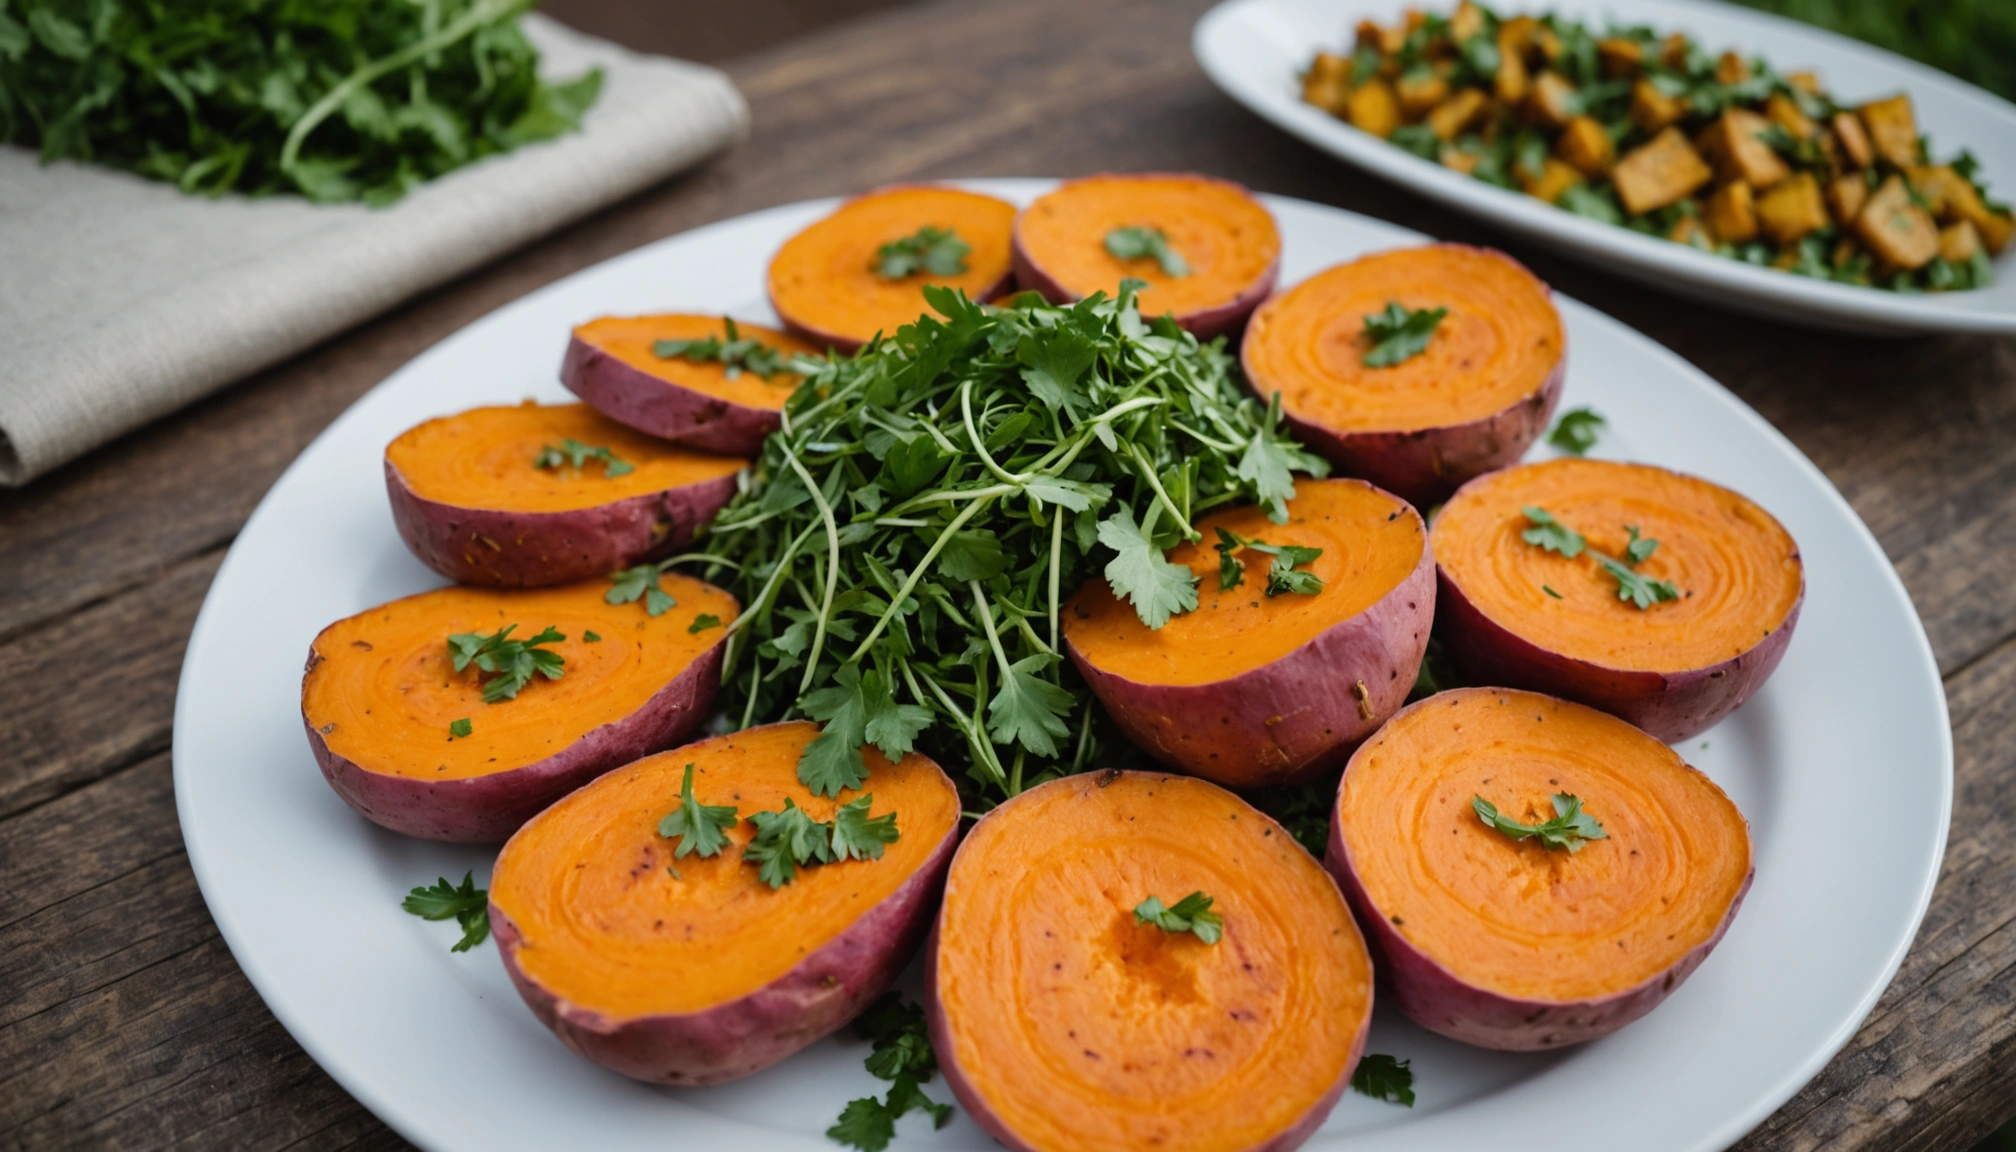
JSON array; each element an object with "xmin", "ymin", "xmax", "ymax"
[{"xmin": 0, "ymin": 14, "xmax": 749, "ymax": 486}]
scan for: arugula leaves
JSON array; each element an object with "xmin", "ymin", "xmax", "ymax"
[
  {"xmin": 1520, "ymin": 507, "xmax": 1682, "ymax": 609},
  {"xmin": 1473, "ymin": 793, "xmax": 1609, "ymax": 852},
  {"xmin": 402, "ymin": 871, "xmax": 490, "ymax": 952},
  {"xmin": 1546, "ymin": 407, "xmax": 1606, "ymax": 456},
  {"xmin": 1520, "ymin": 506, "xmax": 1585, "ymax": 557},
  {"xmin": 1360, "ymin": 302, "xmax": 1448, "ymax": 367},
  {"xmin": 1134, "ymin": 891, "xmax": 1224, "ymax": 944},
  {"xmin": 874, "ymin": 227, "xmax": 971, "ymax": 280},
  {"xmin": 1104, "ymin": 226, "xmax": 1190, "ymax": 277},
  {"xmin": 742, "ymin": 794, "xmax": 900, "ymax": 887},
  {"xmin": 1351, "ymin": 1053, "xmax": 1416, "ymax": 1106},
  {"xmin": 607, "ymin": 564, "xmax": 677, "ymax": 615},
  {"xmin": 653, "ymin": 318, "xmax": 795, "ymax": 380},
  {"xmin": 828, "ymin": 994, "xmax": 955, "ymax": 1152},
  {"xmin": 1213, "ymin": 527, "xmax": 1325, "ymax": 597},
  {"xmin": 446, "ymin": 625, "xmax": 565, "ymax": 703},
  {"xmin": 533, "ymin": 439, "xmax": 633, "ymax": 477},
  {"xmin": 658, "ymin": 763, "xmax": 739, "ymax": 859}
]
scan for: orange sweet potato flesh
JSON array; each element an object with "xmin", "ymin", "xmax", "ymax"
[
  {"xmin": 931, "ymin": 771, "xmax": 1371, "ymax": 1152},
  {"xmin": 572, "ymin": 315, "xmax": 819, "ymax": 413},
  {"xmin": 492, "ymin": 723, "xmax": 960, "ymax": 1020},
  {"xmin": 387, "ymin": 402, "xmax": 744, "ymax": 513},
  {"xmin": 768, "ymin": 185, "xmax": 1017, "ymax": 351}
]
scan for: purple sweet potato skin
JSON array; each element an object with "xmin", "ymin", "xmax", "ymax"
[
  {"xmin": 1011, "ymin": 173, "xmax": 1279, "ymax": 342},
  {"xmin": 302, "ymin": 640, "xmax": 722, "ymax": 843},
  {"xmin": 560, "ymin": 334, "xmax": 781, "ymax": 457},
  {"xmin": 1436, "ymin": 563, "xmax": 1804, "ymax": 744},
  {"xmin": 385, "ymin": 458, "xmax": 737, "ymax": 588},
  {"xmin": 1063, "ymin": 511, "xmax": 1436, "ymax": 790},
  {"xmin": 1326, "ymin": 798, "xmax": 1754, "ymax": 1050},
  {"xmin": 490, "ymin": 814, "xmax": 958, "ymax": 1086}
]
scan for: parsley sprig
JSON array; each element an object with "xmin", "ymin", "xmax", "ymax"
[
  {"xmin": 1473, "ymin": 793, "xmax": 1609, "ymax": 852},
  {"xmin": 1520, "ymin": 507, "xmax": 1682, "ymax": 609},
  {"xmin": 1213, "ymin": 527, "xmax": 1325, "ymax": 597},
  {"xmin": 534, "ymin": 439, "xmax": 634, "ymax": 477},
  {"xmin": 658, "ymin": 763, "xmax": 740, "ymax": 858},
  {"xmin": 1134, "ymin": 891, "xmax": 1224, "ymax": 944},
  {"xmin": 402, "ymin": 871, "xmax": 490, "ymax": 953},
  {"xmin": 1546, "ymin": 407, "xmax": 1606, "ymax": 456},
  {"xmin": 607, "ymin": 564, "xmax": 677, "ymax": 615},
  {"xmin": 446, "ymin": 625, "xmax": 565, "ymax": 703},
  {"xmin": 827, "ymin": 995, "xmax": 955, "ymax": 1152},
  {"xmin": 874, "ymin": 226, "xmax": 972, "ymax": 280},
  {"xmin": 653, "ymin": 318, "xmax": 796, "ymax": 380},
  {"xmin": 1104, "ymin": 226, "xmax": 1190, "ymax": 277},
  {"xmin": 1360, "ymin": 301, "xmax": 1447, "ymax": 368},
  {"xmin": 1351, "ymin": 1053, "xmax": 1416, "ymax": 1106},
  {"xmin": 744, "ymin": 794, "xmax": 900, "ymax": 888}
]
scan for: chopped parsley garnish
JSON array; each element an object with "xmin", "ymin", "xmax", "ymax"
[
  {"xmin": 1596, "ymin": 554, "xmax": 1682, "ymax": 609},
  {"xmin": 1100, "ymin": 505, "xmax": 1200, "ymax": 630},
  {"xmin": 830, "ymin": 794, "xmax": 902, "ymax": 862},
  {"xmin": 828, "ymin": 994, "xmax": 955, "ymax": 1152},
  {"xmin": 1520, "ymin": 507, "xmax": 1682, "ymax": 610},
  {"xmin": 653, "ymin": 318, "xmax": 793, "ymax": 380},
  {"xmin": 1546, "ymin": 407, "xmax": 1606, "ymax": 456},
  {"xmin": 1351, "ymin": 1053, "xmax": 1416, "ymax": 1106},
  {"xmin": 688, "ymin": 613, "xmax": 722, "ymax": 634},
  {"xmin": 1214, "ymin": 527, "xmax": 1326, "ymax": 597},
  {"xmin": 1623, "ymin": 525, "xmax": 1659, "ymax": 565},
  {"xmin": 657, "ymin": 763, "xmax": 739, "ymax": 859},
  {"xmin": 1520, "ymin": 506, "xmax": 1585, "ymax": 557},
  {"xmin": 446, "ymin": 624, "xmax": 565, "ymax": 703},
  {"xmin": 1134, "ymin": 891, "xmax": 1224, "ymax": 944},
  {"xmin": 533, "ymin": 438, "xmax": 634, "ymax": 477},
  {"xmin": 607, "ymin": 563, "xmax": 677, "ymax": 615},
  {"xmin": 448, "ymin": 717, "xmax": 472, "ymax": 738},
  {"xmin": 744, "ymin": 798, "xmax": 834, "ymax": 889},
  {"xmin": 1360, "ymin": 301, "xmax": 1447, "ymax": 368},
  {"xmin": 873, "ymin": 226, "xmax": 971, "ymax": 280},
  {"xmin": 1104, "ymin": 226, "xmax": 1190, "ymax": 277},
  {"xmin": 1473, "ymin": 793, "xmax": 1608, "ymax": 852},
  {"xmin": 583, "ymin": 630, "xmax": 602, "ymax": 643},
  {"xmin": 401, "ymin": 871, "xmax": 489, "ymax": 953},
  {"xmin": 1542, "ymin": 584, "xmax": 1563, "ymax": 599}
]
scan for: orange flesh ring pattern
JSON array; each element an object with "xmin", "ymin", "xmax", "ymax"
[
  {"xmin": 938, "ymin": 773, "xmax": 1370, "ymax": 1152},
  {"xmin": 492, "ymin": 723, "xmax": 959, "ymax": 1018},
  {"xmin": 1245, "ymin": 246, "xmax": 1563, "ymax": 433},
  {"xmin": 1063, "ymin": 480, "xmax": 1422, "ymax": 686},
  {"xmin": 768, "ymin": 186, "xmax": 1017, "ymax": 346},
  {"xmin": 1339, "ymin": 689, "xmax": 1751, "ymax": 1002},
  {"xmin": 386, "ymin": 402, "xmax": 746, "ymax": 513},
  {"xmin": 1434, "ymin": 458, "xmax": 1802, "ymax": 672},
  {"xmin": 571, "ymin": 315, "xmax": 819, "ymax": 411},
  {"xmin": 1017, "ymin": 175, "xmax": 1280, "ymax": 319},
  {"xmin": 302, "ymin": 576, "xmax": 737, "ymax": 781}
]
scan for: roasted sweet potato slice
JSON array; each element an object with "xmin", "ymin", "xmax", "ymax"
[{"xmin": 562, "ymin": 314, "xmax": 820, "ymax": 456}]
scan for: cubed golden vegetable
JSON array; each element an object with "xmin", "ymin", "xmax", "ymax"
[
  {"xmin": 1832, "ymin": 237, "xmax": 1862, "ymax": 268},
  {"xmin": 1500, "ymin": 16, "xmax": 1541, "ymax": 61},
  {"xmin": 1631, "ymin": 79, "xmax": 1685, "ymax": 134},
  {"xmin": 1428, "ymin": 88, "xmax": 1489, "ymax": 140},
  {"xmin": 1440, "ymin": 146, "xmax": 1482, "ymax": 176},
  {"xmin": 1519, "ymin": 157, "xmax": 1585, "ymax": 204},
  {"xmin": 1495, "ymin": 33, "xmax": 1530, "ymax": 103},
  {"xmin": 1450, "ymin": 1, "xmax": 1485, "ymax": 43},
  {"xmin": 1830, "ymin": 113, "xmax": 1873, "ymax": 170},
  {"xmin": 1910, "ymin": 167, "xmax": 2014, "ymax": 254},
  {"xmin": 1669, "ymin": 214, "xmax": 1707, "ymax": 247},
  {"xmin": 1536, "ymin": 27, "xmax": 1562, "ymax": 65},
  {"xmin": 1827, "ymin": 174, "xmax": 1869, "ymax": 227},
  {"xmin": 1940, "ymin": 220, "xmax": 1983, "ymax": 264},
  {"xmin": 1765, "ymin": 92, "xmax": 1816, "ymax": 140},
  {"xmin": 1856, "ymin": 175, "xmax": 1940, "ymax": 269},
  {"xmin": 1858, "ymin": 94, "xmax": 1920, "ymax": 169},
  {"xmin": 1357, "ymin": 19, "xmax": 1406, "ymax": 55},
  {"xmin": 1786, "ymin": 71, "xmax": 1822, "ymax": 95},
  {"xmin": 1756, "ymin": 173, "xmax": 1828, "ymax": 245},
  {"xmin": 1597, "ymin": 38, "xmax": 1643, "ymax": 77},
  {"xmin": 1612, "ymin": 128, "xmax": 1714, "ymax": 215},
  {"xmin": 1907, "ymin": 166, "xmax": 1963, "ymax": 218},
  {"xmin": 1715, "ymin": 52, "xmax": 1750, "ymax": 84},
  {"xmin": 1398, "ymin": 71, "xmax": 1451, "ymax": 119},
  {"xmin": 1525, "ymin": 71, "xmax": 1577, "ymax": 129},
  {"xmin": 1705, "ymin": 181, "xmax": 1758, "ymax": 243},
  {"xmin": 1556, "ymin": 115, "xmax": 1615, "ymax": 177},
  {"xmin": 1347, "ymin": 78, "xmax": 1402, "ymax": 139},
  {"xmin": 1302, "ymin": 53, "xmax": 1354, "ymax": 114},
  {"xmin": 1659, "ymin": 33, "xmax": 1690, "ymax": 70},
  {"xmin": 1701, "ymin": 109, "xmax": 1790, "ymax": 190},
  {"xmin": 1978, "ymin": 210, "xmax": 2014, "ymax": 255}
]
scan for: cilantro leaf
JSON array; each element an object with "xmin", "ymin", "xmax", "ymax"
[
  {"xmin": 1596, "ymin": 554, "xmax": 1681, "ymax": 609},
  {"xmin": 830, "ymin": 794, "xmax": 901, "ymax": 862},
  {"xmin": 607, "ymin": 564, "xmax": 677, "ymax": 616},
  {"xmin": 657, "ymin": 763, "xmax": 739, "ymax": 859},
  {"xmin": 448, "ymin": 717, "xmax": 471, "ymax": 739},
  {"xmin": 533, "ymin": 438, "xmax": 633, "ymax": 478},
  {"xmin": 1623, "ymin": 525, "xmax": 1658, "ymax": 565},
  {"xmin": 1018, "ymin": 325, "xmax": 1099, "ymax": 414},
  {"xmin": 1104, "ymin": 226, "xmax": 1190, "ymax": 277},
  {"xmin": 1098, "ymin": 506, "xmax": 1198, "ymax": 630},
  {"xmin": 874, "ymin": 227, "xmax": 970, "ymax": 280},
  {"xmin": 1547, "ymin": 407, "xmax": 1606, "ymax": 456},
  {"xmin": 689, "ymin": 614, "xmax": 723, "ymax": 634},
  {"xmin": 743, "ymin": 798, "xmax": 835, "ymax": 888},
  {"xmin": 1520, "ymin": 506, "xmax": 1585, "ymax": 557},
  {"xmin": 827, "ymin": 1097, "xmax": 896, "ymax": 1152},
  {"xmin": 402, "ymin": 871, "xmax": 489, "ymax": 953},
  {"xmin": 1215, "ymin": 526, "xmax": 1250, "ymax": 590},
  {"xmin": 1473, "ymin": 792, "xmax": 1609, "ymax": 852},
  {"xmin": 1134, "ymin": 891, "xmax": 1224, "ymax": 944},
  {"xmin": 1266, "ymin": 544, "xmax": 1324, "ymax": 597},
  {"xmin": 653, "ymin": 318, "xmax": 795, "ymax": 380},
  {"xmin": 1360, "ymin": 301, "xmax": 1448, "ymax": 368},
  {"xmin": 799, "ymin": 663, "xmax": 872, "ymax": 796},
  {"xmin": 1237, "ymin": 391, "xmax": 1325, "ymax": 523},
  {"xmin": 445, "ymin": 625, "xmax": 566, "ymax": 703},
  {"xmin": 863, "ymin": 672, "xmax": 933, "ymax": 761},
  {"xmin": 938, "ymin": 530, "xmax": 1007, "ymax": 582},
  {"xmin": 987, "ymin": 653, "xmax": 1075, "ymax": 758},
  {"xmin": 1351, "ymin": 1053, "xmax": 1416, "ymax": 1106}
]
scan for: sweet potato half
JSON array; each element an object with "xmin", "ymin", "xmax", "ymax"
[
  {"xmin": 561, "ymin": 314, "xmax": 820, "ymax": 456},
  {"xmin": 1013, "ymin": 173, "xmax": 1281, "ymax": 340},
  {"xmin": 1433, "ymin": 458, "xmax": 1804, "ymax": 742},
  {"xmin": 1062, "ymin": 478, "xmax": 1433, "ymax": 789},
  {"xmin": 302, "ymin": 576, "xmax": 735, "ymax": 841},
  {"xmin": 490, "ymin": 722, "xmax": 960, "ymax": 1085},
  {"xmin": 929, "ymin": 771, "xmax": 1372, "ymax": 1152},
  {"xmin": 767, "ymin": 184, "xmax": 1018, "ymax": 354},
  {"xmin": 385, "ymin": 402, "xmax": 745, "ymax": 588},
  {"xmin": 1242, "ymin": 245, "xmax": 1565, "ymax": 508},
  {"xmin": 1329, "ymin": 688, "xmax": 1753, "ymax": 1050}
]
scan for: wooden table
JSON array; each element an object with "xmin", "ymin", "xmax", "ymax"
[{"xmin": 4, "ymin": 0, "xmax": 2013, "ymax": 1147}]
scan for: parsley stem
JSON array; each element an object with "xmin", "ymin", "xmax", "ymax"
[
  {"xmin": 970, "ymin": 580, "xmax": 1016, "ymax": 691},
  {"xmin": 846, "ymin": 495, "xmax": 998, "ymax": 663},
  {"xmin": 782, "ymin": 451, "xmax": 843, "ymax": 697},
  {"xmin": 722, "ymin": 520, "xmax": 821, "ymax": 675},
  {"xmin": 740, "ymin": 654, "xmax": 763, "ymax": 731},
  {"xmin": 658, "ymin": 552, "xmax": 743, "ymax": 573},
  {"xmin": 909, "ymin": 663, "xmax": 1006, "ymax": 784},
  {"xmin": 1167, "ymin": 419, "xmax": 1241, "ymax": 453},
  {"xmin": 884, "ymin": 483, "xmax": 1019, "ymax": 518},
  {"xmin": 1048, "ymin": 511, "xmax": 1064, "ymax": 654},
  {"xmin": 1129, "ymin": 442, "xmax": 1199, "ymax": 542},
  {"xmin": 962, "ymin": 379, "xmax": 1027, "ymax": 486}
]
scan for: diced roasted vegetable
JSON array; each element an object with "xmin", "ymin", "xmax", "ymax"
[
  {"xmin": 1519, "ymin": 157, "xmax": 1586, "ymax": 204},
  {"xmin": 1597, "ymin": 38, "xmax": 1643, "ymax": 77},
  {"xmin": 1705, "ymin": 181, "xmax": 1758, "ymax": 243},
  {"xmin": 1450, "ymin": 1, "xmax": 1485, "ymax": 42},
  {"xmin": 1613, "ymin": 128, "xmax": 1714, "ymax": 215},
  {"xmin": 1756, "ymin": 173, "xmax": 1828, "ymax": 246},
  {"xmin": 1701, "ymin": 109, "xmax": 1791, "ymax": 190},
  {"xmin": 1940, "ymin": 220, "xmax": 1983, "ymax": 264},
  {"xmin": 1659, "ymin": 33, "xmax": 1690, "ymax": 70},
  {"xmin": 1399, "ymin": 72, "xmax": 1453, "ymax": 119},
  {"xmin": 1496, "ymin": 31, "xmax": 1531, "ymax": 103},
  {"xmin": 1500, "ymin": 15, "xmax": 1542, "ymax": 59},
  {"xmin": 1303, "ymin": 53, "xmax": 1354, "ymax": 115},
  {"xmin": 1909, "ymin": 165, "xmax": 2013, "ymax": 252},
  {"xmin": 1428, "ymin": 88, "xmax": 1490, "ymax": 140},
  {"xmin": 1831, "ymin": 112, "xmax": 1874, "ymax": 170},
  {"xmin": 1669, "ymin": 214, "xmax": 1708, "ymax": 247},
  {"xmin": 1630, "ymin": 79, "xmax": 1685, "ymax": 134},
  {"xmin": 1856, "ymin": 175, "xmax": 1940, "ymax": 269},
  {"xmin": 1765, "ymin": 93, "xmax": 1817, "ymax": 141},
  {"xmin": 1858, "ymin": 95, "xmax": 1921, "ymax": 170},
  {"xmin": 1357, "ymin": 19, "xmax": 1406, "ymax": 56},
  {"xmin": 1441, "ymin": 146, "xmax": 1483, "ymax": 176},
  {"xmin": 1786, "ymin": 71, "xmax": 1822, "ymax": 95},
  {"xmin": 1715, "ymin": 52, "xmax": 1750, "ymax": 84},
  {"xmin": 1349, "ymin": 79, "xmax": 1402, "ymax": 138},
  {"xmin": 1526, "ymin": 71, "xmax": 1577, "ymax": 129},
  {"xmin": 1554, "ymin": 115, "xmax": 1615, "ymax": 177},
  {"xmin": 1827, "ymin": 174, "xmax": 1870, "ymax": 227}
]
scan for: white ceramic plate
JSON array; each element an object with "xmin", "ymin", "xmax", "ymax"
[
  {"xmin": 175, "ymin": 179, "xmax": 1950, "ymax": 1152},
  {"xmin": 1193, "ymin": 0, "xmax": 2016, "ymax": 334}
]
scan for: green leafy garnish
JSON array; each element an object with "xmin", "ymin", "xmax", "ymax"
[
  {"xmin": 1623, "ymin": 525, "xmax": 1659, "ymax": 565},
  {"xmin": 1520, "ymin": 506, "xmax": 1586, "ymax": 557},
  {"xmin": 607, "ymin": 564, "xmax": 677, "ymax": 615},
  {"xmin": 402, "ymin": 871, "xmax": 489, "ymax": 952},
  {"xmin": 583, "ymin": 630, "xmax": 602, "ymax": 643},
  {"xmin": 743, "ymin": 798, "xmax": 836, "ymax": 889},
  {"xmin": 1521, "ymin": 509, "xmax": 1681, "ymax": 609},
  {"xmin": 1360, "ymin": 301, "xmax": 1448, "ymax": 368},
  {"xmin": 1100, "ymin": 505, "xmax": 1200, "ymax": 630},
  {"xmin": 1546, "ymin": 407, "xmax": 1606, "ymax": 456},
  {"xmin": 1596, "ymin": 554, "xmax": 1682, "ymax": 609},
  {"xmin": 446, "ymin": 624, "xmax": 565, "ymax": 703},
  {"xmin": 829, "ymin": 994, "xmax": 957, "ymax": 1152},
  {"xmin": 1214, "ymin": 527, "xmax": 1325, "ymax": 597},
  {"xmin": 1473, "ymin": 793, "xmax": 1608, "ymax": 852},
  {"xmin": 653, "ymin": 318, "xmax": 794, "ymax": 380},
  {"xmin": 830, "ymin": 794, "xmax": 901, "ymax": 862},
  {"xmin": 657, "ymin": 763, "xmax": 739, "ymax": 859},
  {"xmin": 874, "ymin": 226, "xmax": 971, "ymax": 280},
  {"xmin": 448, "ymin": 717, "xmax": 472, "ymax": 738},
  {"xmin": 1134, "ymin": 891, "xmax": 1224, "ymax": 944},
  {"xmin": 1543, "ymin": 584, "xmax": 1563, "ymax": 599},
  {"xmin": 689, "ymin": 614, "xmax": 723, "ymax": 634},
  {"xmin": 533, "ymin": 439, "xmax": 634, "ymax": 477},
  {"xmin": 1351, "ymin": 1053, "xmax": 1416, "ymax": 1106},
  {"xmin": 1104, "ymin": 226, "xmax": 1190, "ymax": 277}
]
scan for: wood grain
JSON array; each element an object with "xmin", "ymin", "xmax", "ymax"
[{"xmin": 0, "ymin": 0, "xmax": 2012, "ymax": 1148}]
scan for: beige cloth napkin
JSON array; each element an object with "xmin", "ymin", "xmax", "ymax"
[{"xmin": 0, "ymin": 14, "xmax": 748, "ymax": 486}]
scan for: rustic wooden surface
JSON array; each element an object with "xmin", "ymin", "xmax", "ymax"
[{"xmin": 3, "ymin": 0, "xmax": 2013, "ymax": 1148}]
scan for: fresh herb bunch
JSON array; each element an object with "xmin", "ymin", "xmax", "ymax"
[
  {"xmin": 0, "ymin": 0, "xmax": 603, "ymax": 205},
  {"xmin": 828, "ymin": 994, "xmax": 955, "ymax": 1152},
  {"xmin": 683, "ymin": 282, "xmax": 1326, "ymax": 809}
]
